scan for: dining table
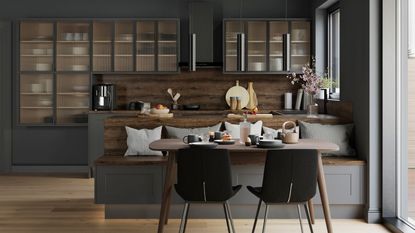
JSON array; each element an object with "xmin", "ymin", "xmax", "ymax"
[{"xmin": 149, "ymin": 138, "xmax": 339, "ymax": 233}]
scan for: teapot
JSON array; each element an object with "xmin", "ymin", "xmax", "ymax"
[{"xmin": 281, "ymin": 121, "xmax": 299, "ymax": 144}]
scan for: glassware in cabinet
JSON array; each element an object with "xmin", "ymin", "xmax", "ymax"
[
  {"xmin": 20, "ymin": 22, "xmax": 54, "ymax": 72},
  {"xmin": 246, "ymin": 21, "xmax": 267, "ymax": 72},
  {"xmin": 157, "ymin": 21, "xmax": 178, "ymax": 72},
  {"xmin": 269, "ymin": 21, "xmax": 288, "ymax": 72},
  {"xmin": 93, "ymin": 22, "xmax": 112, "ymax": 72},
  {"xmin": 56, "ymin": 22, "xmax": 90, "ymax": 72},
  {"xmin": 114, "ymin": 21, "xmax": 134, "ymax": 71},
  {"xmin": 224, "ymin": 21, "xmax": 244, "ymax": 72},
  {"xmin": 290, "ymin": 21, "xmax": 311, "ymax": 72},
  {"xmin": 136, "ymin": 21, "xmax": 156, "ymax": 71},
  {"xmin": 20, "ymin": 74, "xmax": 54, "ymax": 124},
  {"xmin": 56, "ymin": 74, "xmax": 89, "ymax": 124}
]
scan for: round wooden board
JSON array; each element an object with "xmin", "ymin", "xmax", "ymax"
[{"xmin": 225, "ymin": 81, "xmax": 249, "ymax": 108}]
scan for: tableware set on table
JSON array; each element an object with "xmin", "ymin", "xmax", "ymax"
[{"xmin": 181, "ymin": 121, "xmax": 299, "ymax": 149}]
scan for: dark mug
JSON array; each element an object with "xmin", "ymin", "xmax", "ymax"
[
  {"xmin": 183, "ymin": 134, "xmax": 202, "ymax": 144},
  {"xmin": 214, "ymin": 131, "xmax": 224, "ymax": 140},
  {"xmin": 248, "ymin": 134, "xmax": 260, "ymax": 145}
]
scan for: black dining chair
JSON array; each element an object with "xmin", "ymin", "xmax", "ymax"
[
  {"xmin": 247, "ymin": 149, "xmax": 318, "ymax": 233},
  {"xmin": 175, "ymin": 148, "xmax": 242, "ymax": 233}
]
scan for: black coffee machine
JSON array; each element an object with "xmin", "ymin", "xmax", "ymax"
[{"xmin": 93, "ymin": 84, "xmax": 116, "ymax": 110}]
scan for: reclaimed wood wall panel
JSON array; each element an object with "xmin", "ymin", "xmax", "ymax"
[{"xmin": 95, "ymin": 69, "xmax": 299, "ymax": 110}]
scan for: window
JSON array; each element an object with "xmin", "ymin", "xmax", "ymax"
[
  {"xmin": 328, "ymin": 8, "xmax": 340, "ymax": 97},
  {"xmin": 410, "ymin": 0, "xmax": 415, "ymax": 56}
]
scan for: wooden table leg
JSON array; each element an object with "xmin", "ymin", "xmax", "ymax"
[
  {"xmin": 307, "ymin": 199, "xmax": 315, "ymax": 224},
  {"xmin": 158, "ymin": 152, "xmax": 176, "ymax": 233},
  {"xmin": 164, "ymin": 157, "xmax": 177, "ymax": 224},
  {"xmin": 317, "ymin": 152, "xmax": 333, "ymax": 233}
]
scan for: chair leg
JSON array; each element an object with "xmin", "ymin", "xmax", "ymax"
[
  {"xmin": 225, "ymin": 201, "xmax": 236, "ymax": 233},
  {"xmin": 252, "ymin": 199, "xmax": 262, "ymax": 233},
  {"xmin": 297, "ymin": 204, "xmax": 304, "ymax": 233},
  {"xmin": 262, "ymin": 204, "xmax": 269, "ymax": 233},
  {"xmin": 304, "ymin": 203, "xmax": 314, "ymax": 233},
  {"xmin": 179, "ymin": 203, "xmax": 190, "ymax": 233},
  {"xmin": 223, "ymin": 203, "xmax": 232, "ymax": 233}
]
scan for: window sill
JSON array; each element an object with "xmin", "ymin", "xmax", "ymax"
[{"xmin": 384, "ymin": 217, "xmax": 415, "ymax": 233}]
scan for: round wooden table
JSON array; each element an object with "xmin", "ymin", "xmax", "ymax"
[{"xmin": 150, "ymin": 138, "xmax": 339, "ymax": 233}]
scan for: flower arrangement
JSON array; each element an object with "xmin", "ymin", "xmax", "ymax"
[{"xmin": 287, "ymin": 59, "xmax": 329, "ymax": 96}]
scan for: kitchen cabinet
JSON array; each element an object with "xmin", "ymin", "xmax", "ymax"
[
  {"xmin": 223, "ymin": 19, "xmax": 311, "ymax": 74},
  {"xmin": 92, "ymin": 19, "xmax": 179, "ymax": 73},
  {"xmin": 18, "ymin": 21, "xmax": 90, "ymax": 125}
]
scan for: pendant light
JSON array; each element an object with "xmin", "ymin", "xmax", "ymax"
[
  {"xmin": 283, "ymin": 0, "xmax": 291, "ymax": 71},
  {"xmin": 237, "ymin": 0, "xmax": 246, "ymax": 71}
]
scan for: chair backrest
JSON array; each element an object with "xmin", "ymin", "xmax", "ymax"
[
  {"xmin": 175, "ymin": 148, "xmax": 234, "ymax": 202},
  {"xmin": 261, "ymin": 149, "xmax": 318, "ymax": 203}
]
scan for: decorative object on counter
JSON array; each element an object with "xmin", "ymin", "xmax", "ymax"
[
  {"xmin": 230, "ymin": 96, "xmax": 237, "ymax": 111},
  {"xmin": 295, "ymin": 89, "xmax": 304, "ymax": 110},
  {"xmin": 281, "ymin": 121, "xmax": 299, "ymax": 144},
  {"xmin": 225, "ymin": 80, "xmax": 249, "ymax": 109},
  {"xmin": 246, "ymin": 82, "xmax": 258, "ymax": 110},
  {"xmin": 93, "ymin": 84, "xmax": 116, "ymax": 111},
  {"xmin": 236, "ymin": 97, "xmax": 242, "ymax": 110},
  {"xmin": 287, "ymin": 58, "xmax": 326, "ymax": 118},
  {"xmin": 167, "ymin": 88, "xmax": 181, "ymax": 110},
  {"xmin": 149, "ymin": 104, "xmax": 171, "ymax": 117},
  {"xmin": 284, "ymin": 92, "xmax": 292, "ymax": 110}
]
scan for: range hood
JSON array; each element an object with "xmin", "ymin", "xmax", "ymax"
[{"xmin": 188, "ymin": 2, "xmax": 221, "ymax": 70}]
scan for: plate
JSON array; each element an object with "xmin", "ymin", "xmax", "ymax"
[
  {"xmin": 214, "ymin": 140, "xmax": 236, "ymax": 145},
  {"xmin": 256, "ymin": 143, "xmax": 285, "ymax": 149},
  {"xmin": 150, "ymin": 108, "xmax": 170, "ymax": 114},
  {"xmin": 189, "ymin": 142, "xmax": 218, "ymax": 149}
]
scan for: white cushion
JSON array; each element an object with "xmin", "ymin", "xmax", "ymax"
[
  {"xmin": 224, "ymin": 121, "xmax": 263, "ymax": 138},
  {"xmin": 262, "ymin": 125, "xmax": 300, "ymax": 138},
  {"xmin": 299, "ymin": 121, "xmax": 355, "ymax": 156},
  {"xmin": 124, "ymin": 126, "xmax": 163, "ymax": 156},
  {"xmin": 165, "ymin": 123, "xmax": 222, "ymax": 139}
]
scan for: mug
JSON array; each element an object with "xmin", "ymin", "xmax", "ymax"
[
  {"xmin": 183, "ymin": 134, "xmax": 202, "ymax": 144},
  {"xmin": 248, "ymin": 134, "xmax": 260, "ymax": 145},
  {"xmin": 214, "ymin": 131, "xmax": 224, "ymax": 140}
]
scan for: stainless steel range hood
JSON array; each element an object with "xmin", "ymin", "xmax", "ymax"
[{"xmin": 188, "ymin": 2, "xmax": 220, "ymax": 70}]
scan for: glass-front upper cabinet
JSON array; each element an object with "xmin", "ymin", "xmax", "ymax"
[
  {"xmin": 247, "ymin": 21, "xmax": 267, "ymax": 72},
  {"xmin": 56, "ymin": 22, "xmax": 90, "ymax": 72},
  {"xmin": 93, "ymin": 21, "xmax": 112, "ymax": 72},
  {"xmin": 115, "ymin": 21, "xmax": 134, "ymax": 72},
  {"xmin": 223, "ymin": 19, "xmax": 311, "ymax": 74},
  {"xmin": 290, "ymin": 21, "xmax": 311, "ymax": 72},
  {"xmin": 224, "ymin": 21, "xmax": 244, "ymax": 72},
  {"xmin": 19, "ymin": 22, "xmax": 54, "ymax": 124},
  {"xmin": 269, "ymin": 21, "xmax": 289, "ymax": 72},
  {"xmin": 157, "ymin": 20, "xmax": 178, "ymax": 72},
  {"xmin": 136, "ymin": 21, "xmax": 156, "ymax": 71}
]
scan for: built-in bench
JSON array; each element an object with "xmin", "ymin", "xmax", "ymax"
[{"xmin": 95, "ymin": 111, "xmax": 366, "ymax": 219}]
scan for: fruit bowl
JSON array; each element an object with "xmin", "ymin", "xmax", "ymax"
[{"xmin": 150, "ymin": 108, "xmax": 170, "ymax": 114}]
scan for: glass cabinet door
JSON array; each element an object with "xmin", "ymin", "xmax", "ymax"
[
  {"xmin": 224, "ymin": 21, "xmax": 244, "ymax": 72},
  {"xmin": 157, "ymin": 21, "xmax": 178, "ymax": 72},
  {"xmin": 20, "ymin": 22, "xmax": 54, "ymax": 72},
  {"xmin": 269, "ymin": 21, "xmax": 289, "ymax": 72},
  {"xmin": 136, "ymin": 21, "xmax": 156, "ymax": 71},
  {"xmin": 56, "ymin": 22, "xmax": 90, "ymax": 72},
  {"xmin": 246, "ymin": 21, "xmax": 267, "ymax": 72},
  {"xmin": 114, "ymin": 21, "xmax": 134, "ymax": 71},
  {"xmin": 56, "ymin": 74, "xmax": 89, "ymax": 124},
  {"xmin": 290, "ymin": 21, "xmax": 311, "ymax": 72},
  {"xmin": 93, "ymin": 22, "xmax": 112, "ymax": 72}
]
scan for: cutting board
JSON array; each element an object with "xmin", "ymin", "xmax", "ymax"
[
  {"xmin": 225, "ymin": 80, "xmax": 249, "ymax": 108},
  {"xmin": 227, "ymin": 113, "xmax": 273, "ymax": 119}
]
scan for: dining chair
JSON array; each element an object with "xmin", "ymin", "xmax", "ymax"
[
  {"xmin": 175, "ymin": 148, "xmax": 242, "ymax": 233},
  {"xmin": 247, "ymin": 149, "xmax": 318, "ymax": 233}
]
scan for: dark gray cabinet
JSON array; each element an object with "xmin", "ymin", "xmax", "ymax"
[{"xmin": 223, "ymin": 19, "xmax": 311, "ymax": 74}]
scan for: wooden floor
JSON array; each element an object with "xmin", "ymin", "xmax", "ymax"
[{"xmin": 0, "ymin": 174, "xmax": 390, "ymax": 233}]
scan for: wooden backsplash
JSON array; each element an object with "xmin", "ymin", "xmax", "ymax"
[{"xmin": 95, "ymin": 68, "xmax": 299, "ymax": 110}]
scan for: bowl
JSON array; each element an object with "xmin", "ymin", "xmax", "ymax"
[
  {"xmin": 32, "ymin": 48, "xmax": 46, "ymax": 55},
  {"xmin": 73, "ymin": 85, "xmax": 89, "ymax": 92},
  {"xmin": 150, "ymin": 108, "xmax": 170, "ymax": 114},
  {"xmin": 71, "ymin": 65, "xmax": 88, "ymax": 71},
  {"xmin": 35, "ymin": 63, "xmax": 51, "ymax": 71},
  {"xmin": 72, "ymin": 47, "xmax": 88, "ymax": 55},
  {"xmin": 248, "ymin": 62, "xmax": 265, "ymax": 71},
  {"xmin": 39, "ymin": 99, "xmax": 52, "ymax": 106}
]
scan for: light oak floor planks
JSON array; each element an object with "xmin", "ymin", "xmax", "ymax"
[{"xmin": 0, "ymin": 174, "xmax": 391, "ymax": 233}]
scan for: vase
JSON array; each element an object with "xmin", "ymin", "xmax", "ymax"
[
  {"xmin": 306, "ymin": 94, "xmax": 319, "ymax": 118},
  {"xmin": 246, "ymin": 82, "xmax": 258, "ymax": 110}
]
